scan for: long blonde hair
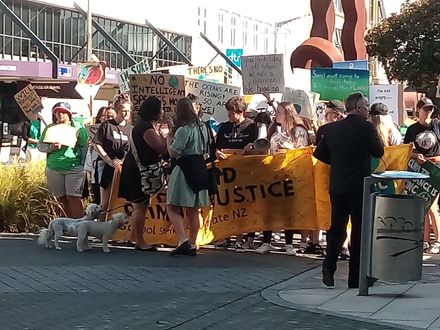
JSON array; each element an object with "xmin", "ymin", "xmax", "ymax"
[{"xmin": 370, "ymin": 114, "xmax": 400, "ymax": 146}]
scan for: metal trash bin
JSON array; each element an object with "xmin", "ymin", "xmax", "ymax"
[{"xmin": 371, "ymin": 194, "xmax": 425, "ymax": 282}]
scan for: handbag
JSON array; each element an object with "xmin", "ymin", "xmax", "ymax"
[
  {"xmin": 130, "ymin": 135, "xmax": 165, "ymax": 195},
  {"xmin": 198, "ymin": 123, "xmax": 222, "ymax": 196}
]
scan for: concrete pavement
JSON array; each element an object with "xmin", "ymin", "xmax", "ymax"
[
  {"xmin": 0, "ymin": 233, "xmax": 403, "ymax": 330},
  {"xmin": 266, "ymin": 254, "xmax": 440, "ymax": 330}
]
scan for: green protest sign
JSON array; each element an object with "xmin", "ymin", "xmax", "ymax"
[
  {"xmin": 311, "ymin": 68, "xmax": 369, "ymax": 101},
  {"xmin": 402, "ymin": 159, "xmax": 440, "ymax": 213}
]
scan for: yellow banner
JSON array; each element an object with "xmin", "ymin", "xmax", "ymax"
[{"xmin": 108, "ymin": 145, "xmax": 412, "ymax": 245}]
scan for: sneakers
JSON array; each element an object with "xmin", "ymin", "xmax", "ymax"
[
  {"xmin": 429, "ymin": 241, "xmax": 440, "ymax": 254},
  {"xmin": 256, "ymin": 243, "xmax": 272, "ymax": 254},
  {"xmin": 243, "ymin": 239, "xmax": 255, "ymax": 250},
  {"xmin": 339, "ymin": 247, "xmax": 350, "ymax": 260},
  {"xmin": 285, "ymin": 244, "xmax": 297, "ymax": 256},
  {"xmin": 235, "ymin": 241, "xmax": 245, "ymax": 253}
]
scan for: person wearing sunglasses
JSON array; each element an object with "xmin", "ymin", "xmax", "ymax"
[{"xmin": 314, "ymin": 92, "xmax": 384, "ymax": 289}]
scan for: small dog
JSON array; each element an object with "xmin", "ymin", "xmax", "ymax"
[
  {"xmin": 76, "ymin": 212, "xmax": 129, "ymax": 253},
  {"xmin": 37, "ymin": 204, "xmax": 101, "ymax": 250}
]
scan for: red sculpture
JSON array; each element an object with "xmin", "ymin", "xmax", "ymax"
[{"xmin": 291, "ymin": 0, "xmax": 367, "ymax": 70}]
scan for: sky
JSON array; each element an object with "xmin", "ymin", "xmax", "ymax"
[{"xmin": 41, "ymin": 0, "xmax": 406, "ymax": 31}]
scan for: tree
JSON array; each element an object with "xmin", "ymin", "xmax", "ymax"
[{"xmin": 365, "ymin": 0, "xmax": 440, "ymax": 99}]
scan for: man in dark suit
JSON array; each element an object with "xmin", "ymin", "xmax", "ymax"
[{"xmin": 314, "ymin": 92, "xmax": 384, "ymax": 288}]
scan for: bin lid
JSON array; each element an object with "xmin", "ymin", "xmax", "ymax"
[{"xmin": 371, "ymin": 171, "xmax": 429, "ymax": 180}]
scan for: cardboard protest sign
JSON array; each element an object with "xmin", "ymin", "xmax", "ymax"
[
  {"xmin": 118, "ymin": 59, "xmax": 150, "ymax": 93},
  {"xmin": 77, "ymin": 61, "xmax": 106, "ymax": 86},
  {"xmin": 129, "ymin": 74, "xmax": 185, "ymax": 116},
  {"xmin": 43, "ymin": 124, "xmax": 78, "ymax": 148},
  {"xmin": 241, "ymin": 54, "xmax": 284, "ymax": 95},
  {"xmin": 185, "ymin": 78, "xmax": 240, "ymax": 122},
  {"xmin": 282, "ymin": 88, "xmax": 320, "ymax": 120},
  {"xmin": 14, "ymin": 84, "xmax": 43, "ymax": 120},
  {"xmin": 311, "ymin": 68, "xmax": 369, "ymax": 101},
  {"xmin": 403, "ymin": 159, "xmax": 440, "ymax": 213},
  {"xmin": 370, "ymin": 84, "xmax": 405, "ymax": 125}
]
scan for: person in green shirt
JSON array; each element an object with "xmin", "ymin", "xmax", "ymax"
[{"xmin": 38, "ymin": 102, "xmax": 89, "ymax": 218}]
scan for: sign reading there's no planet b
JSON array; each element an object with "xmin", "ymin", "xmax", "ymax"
[
  {"xmin": 241, "ymin": 54, "xmax": 284, "ymax": 95},
  {"xmin": 185, "ymin": 78, "xmax": 240, "ymax": 119}
]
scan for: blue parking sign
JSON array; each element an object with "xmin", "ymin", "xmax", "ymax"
[{"xmin": 226, "ymin": 48, "xmax": 243, "ymax": 68}]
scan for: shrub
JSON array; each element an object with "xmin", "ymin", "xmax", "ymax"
[{"xmin": 0, "ymin": 161, "xmax": 60, "ymax": 232}]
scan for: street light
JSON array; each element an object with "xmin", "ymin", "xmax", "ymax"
[{"xmin": 274, "ymin": 14, "xmax": 311, "ymax": 53}]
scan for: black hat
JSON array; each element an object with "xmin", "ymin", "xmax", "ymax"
[
  {"xmin": 327, "ymin": 100, "xmax": 346, "ymax": 113},
  {"xmin": 417, "ymin": 97, "xmax": 438, "ymax": 110},
  {"xmin": 370, "ymin": 103, "xmax": 388, "ymax": 116}
]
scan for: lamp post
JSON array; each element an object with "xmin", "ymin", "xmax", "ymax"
[{"xmin": 274, "ymin": 14, "xmax": 311, "ymax": 53}]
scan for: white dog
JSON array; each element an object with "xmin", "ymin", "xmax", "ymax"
[
  {"xmin": 37, "ymin": 204, "xmax": 101, "ymax": 250},
  {"xmin": 76, "ymin": 212, "xmax": 129, "ymax": 253}
]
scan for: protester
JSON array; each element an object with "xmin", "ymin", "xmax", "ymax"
[
  {"xmin": 119, "ymin": 96, "xmax": 166, "ymax": 251},
  {"xmin": 37, "ymin": 102, "xmax": 88, "ymax": 218},
  {"xmin": 314, "ymin": 92, "xmax": 384, "ymax": 288},
  {"xmin": 403, "ymin": 97, "xmax": 440, "ymax": 254},
  {"xmin": 22, "ymin": 117, "xmax": 43, "ymax": 162},
  {"xmin": 166, "ymin": 97, "xmax": 210, "ymax": 256},
  {"xmin": 256, "ymin": 101, "xmax": 318, "ymax": 256},
  {"xmin": 369, "ymin": 103, "xmax": 402, "ymax": 146},
  {"xmin": 315, "ymin": 100, "xmax": 346, "ymax": 145},
  {"xmin": 214, "ymin": 96, "xmax": 258, "ymax": 252},
  {"xmin": 94, "ymin": 94, "xmax": 132, "ymax": 220},
  {"xmin": 315, "ymin": 100, "xmax": 350, "ymax": 260},
  {"xmin": 95, "ymin": 106, "xmax": 108, "ymax": 124},
  {"xmin": 105, "ymin": 107, "xmax": 117, "ymax": 121}
]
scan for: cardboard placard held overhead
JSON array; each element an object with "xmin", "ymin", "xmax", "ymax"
[
  {"xmin": 118, "ymin": 59, "xmax": 150, "ymax": 94},
  {"xmin": 241, "ymin": 54, "xmax": 284, "ymax": 95},
  {"xmin": 129, "ymin": 74, "xmax": 185, "ymax": 114},
  {"xmin": 282, "ymin": 88, "xmax": 320, "ymax": 120},
  {"xmin": 14, "ymin": 84, "xmax": 43, "ymax": 120},
  {"xmin": 185, "ymin": 78, "xmax": 240, "ymax": 122},
  {"xmin": 369, "ymin": 84, "xmax": 405, "ymax": 125}
]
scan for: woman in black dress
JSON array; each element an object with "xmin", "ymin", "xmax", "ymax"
[{"xmin": 119, "ymin": 96, "xmax": 167, "ymax": 250}]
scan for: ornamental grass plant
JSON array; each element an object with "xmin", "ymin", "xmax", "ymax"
[{"xmin": 0, "ymin": 160, "xmax": 60, "ymax": 232}]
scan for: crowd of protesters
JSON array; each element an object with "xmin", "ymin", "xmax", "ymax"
[{"xmin": 30, "ymin": 91, "xmax": 440, "ymax": 261}]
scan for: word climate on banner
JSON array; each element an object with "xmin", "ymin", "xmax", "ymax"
[
  {"xmin": 14, "ymin": 84, "xmax": 43, "ymax": 120},
  {"xmin": 185, "ymin": 78, "xmax": 240, "ymax": 119},
  {"xmin": 241, "ymin": 54, "xmax": 284, "ymax": 95},
  {"xmin": 130, "ymin": 74, "xmax": 185, "ymax": 113}
]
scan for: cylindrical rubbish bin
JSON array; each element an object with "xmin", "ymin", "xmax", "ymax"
[{"xmin": 371, "ymin": 194, "xmax": 425, "ymax": 282}]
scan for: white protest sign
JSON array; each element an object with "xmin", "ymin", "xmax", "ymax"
[
  {"xmin": 185, "ymin": 78, "xmax": 240, "ymax": 122},
  {"xmin": 241, "ymin": 54, "xmax": 284, "ymax": 95},
  {"xmin": 130, "ymin": 74, "xmax": 185, "ymax": 115},
  {"xmin": 282, "ymin": 88, "xmax": 320, "ymax": 120},
  {"xmin": 369, "ymin": 84, "xmax": 404, "ymax": 124},
  {"xmin": 14, "ymin": 84, "xmax": 43, "ymax": 120},
  {"xmin": 118, "ymin": 59, "xmax": 150, "ymax": 93}
]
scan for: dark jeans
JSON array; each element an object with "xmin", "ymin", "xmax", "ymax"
[
  {"xmin": 323, "ymin": 191, "xmax": 363, "ymax": 288},
  {"xmin": 262, "ymin": 230, "xmax": 295, "ymax": 245}
]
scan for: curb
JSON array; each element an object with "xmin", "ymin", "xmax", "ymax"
[{"xmin": 261, "ymin": 265, "xmax": 421, "ymax": 330}]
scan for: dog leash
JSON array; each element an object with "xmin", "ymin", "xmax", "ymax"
[{"xmin": 103, "ymin": 196, "xmax": 150, "ymax": 215}]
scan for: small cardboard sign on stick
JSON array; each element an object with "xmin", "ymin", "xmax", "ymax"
[{"xmin": 14, "ymin": 84, "xmax": 43, "ymax": 120}]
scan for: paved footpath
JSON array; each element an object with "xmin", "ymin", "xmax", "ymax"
[{"xmin": 0, "ymin": 234, "xmax": 401, "ymax": 330}]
